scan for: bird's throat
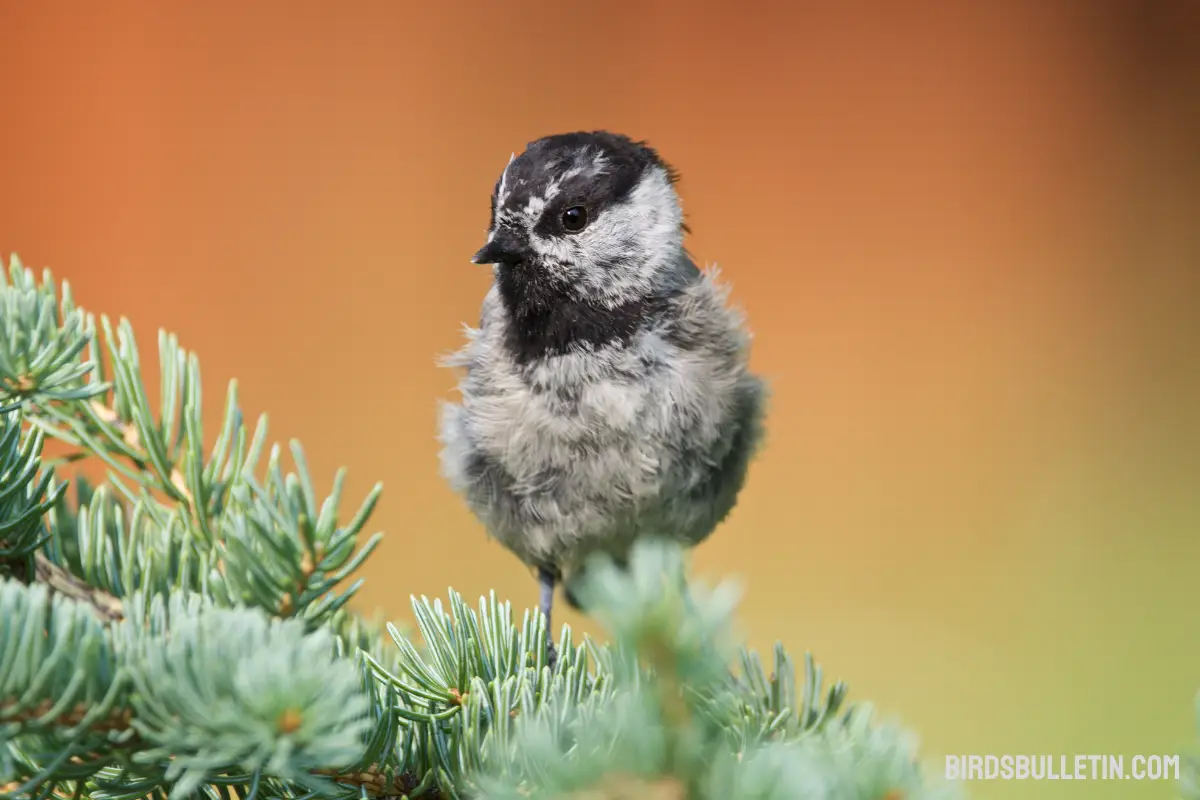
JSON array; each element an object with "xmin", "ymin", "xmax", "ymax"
[{"xmin": 496, "ymin": 267, "xmax": 663, "ymax": 363}]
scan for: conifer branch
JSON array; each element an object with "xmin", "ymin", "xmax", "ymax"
[{"xmin": 0, "ymin": 254, "xmax": 961, "ymax": 799}]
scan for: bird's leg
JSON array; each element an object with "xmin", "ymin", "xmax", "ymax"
[{"xmin": 537, "ymin": 565, "xmax": 559, "ymax": 669}]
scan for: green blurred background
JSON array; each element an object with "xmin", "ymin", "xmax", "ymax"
[{"xmin": 2, "ymin": 2, "xmax": 1198, "ymax": 797}]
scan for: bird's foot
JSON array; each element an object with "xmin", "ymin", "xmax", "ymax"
[{"xmin": 537, "ymin": 564, "xmax": 559, "ymax": 670}]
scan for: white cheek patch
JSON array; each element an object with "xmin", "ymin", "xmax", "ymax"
[
  {"xmin": 629, "ymin": 167, "xmax": 685, "ymax": 249},
  {"xmin": 576, "ymin": 168, "xmax": 683, "ymax": 305},
  {"xmin": 527, "ymin": 232, "xmax": 577, "ymax": 280}
]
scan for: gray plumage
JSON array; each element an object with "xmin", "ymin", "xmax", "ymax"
[{"xmin": 438, "ymin": 131, "xmax": 766, "ymax": 644}]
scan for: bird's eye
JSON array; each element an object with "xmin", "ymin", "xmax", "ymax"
[{"xmin": 561, "ymin": 206, "xmax": 588, "ymax": 233}]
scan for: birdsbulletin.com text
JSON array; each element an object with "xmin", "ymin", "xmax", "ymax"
[{"xmin": 945, "ymin": 754, "xmax": 1179, "ymax": 782}]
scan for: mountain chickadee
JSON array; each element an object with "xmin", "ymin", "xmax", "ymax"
[{"xmin": 439, "ymin": 131, "xmax": 766, "ymax": 656}]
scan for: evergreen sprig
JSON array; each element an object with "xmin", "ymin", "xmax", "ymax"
[
  {"xmin": 0, "ymin": 253, "xmax": 963, "ymax": 799},
  {"xmin": 114, "ymin": 593, "xmax": 372, "ymax": 798},
  {"xmin": 470, "ymin": 540, "xmax": 956, "ymax": 800},
  {"xmin": 0, "ymin": 409, "xmax": 65, "ymax": 568}
]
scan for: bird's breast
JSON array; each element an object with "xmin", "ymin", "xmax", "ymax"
[{"xmin": 478, "ymin": 363, "xmax": 660, "ymax": 493}]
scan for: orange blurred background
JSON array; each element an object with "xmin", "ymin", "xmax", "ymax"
[{"xmin": 2, "ymin": 2, "xmax": 1199, "ymax": 797}]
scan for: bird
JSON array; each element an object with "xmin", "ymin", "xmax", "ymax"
[{"xmin": 438, "ymin": 131, "xmax": 766, "ymax": 661}]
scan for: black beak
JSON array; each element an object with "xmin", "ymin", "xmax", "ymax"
[{"xmin": 472, "ymin": 231, "xmax": 530, "ymax": 265}]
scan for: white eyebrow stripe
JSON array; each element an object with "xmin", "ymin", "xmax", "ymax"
[
  {"xmin": 496, "ymin": 152, "xmax": 516, "ymax": 204},
  {"xmin": 524, "ymin": 195, "xmax": 547, "ymax": 219}
]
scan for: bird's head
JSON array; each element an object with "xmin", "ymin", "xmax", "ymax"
[{"xmin": 472, "ymin": 131, "xmax": 688, "ymax": 309}]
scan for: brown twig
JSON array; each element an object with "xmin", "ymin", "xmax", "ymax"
[
  {"xmin": 1, "ymin": 547, "xmax": 125, "ymax": 623},
  {"xmin": 0, "ymin": 700, "xmax": 132, "ymax": 732},
  {"xmin": 33, "ymin": 550, "xmax": 125, "ymax": 622},
  {"xmin": 314, "ymin": 767, "xmax": 443, "ymax": 798}
]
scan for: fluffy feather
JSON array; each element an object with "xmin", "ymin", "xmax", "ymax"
[{"xmin": 440, "ymin": 131, "xmax": 766, "ymax": 611}]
